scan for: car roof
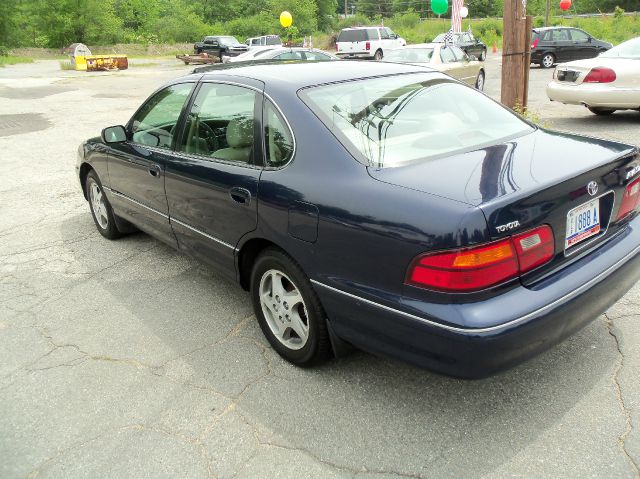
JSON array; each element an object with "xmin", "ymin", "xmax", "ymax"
[
  {"xmin": 533, "ymin": 26, "xmax": 571, "ymax": 31},
  {"xmin": 395, "ymin": 43, "xmax": 440, "ymax": 49},
  {"xmin": 196, "ymin": 60, "xmax": 435, "ymax": 89},
  {"xmin": 340, "ymin": 26, "xmax": 384, "ymax": 30}
]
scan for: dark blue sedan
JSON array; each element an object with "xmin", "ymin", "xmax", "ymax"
[{"xmin": 76, "ymin": 61, "xmax": 640, "ymax": 378}]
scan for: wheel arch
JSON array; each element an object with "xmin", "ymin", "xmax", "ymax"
[
  {"xmin": 237, "ymin": 237, "xmax": 292, "ymax": 291},
  {"xmin": 79, "ymin": 162, "xmax": 94, "ymax": 200}
]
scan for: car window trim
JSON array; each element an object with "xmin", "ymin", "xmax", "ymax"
[
  {"xmin": 261, "ymin": 92, "xmax": 297, "ymax": 171},
  {"xmin": 173, "ymin": 79, "xmax": 266, "ymax": 169}
]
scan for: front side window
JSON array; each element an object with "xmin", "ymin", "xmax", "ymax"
[
  {"xmin": 569, "ymin": 29, "xmax": 589, "ymax": 42},
  {"xmin": 303, "ymin": 51, "xmax": 332, "ymax": 61},
  {"xmin": 130, "ymin": 83, "xmax": 193, "ymax": 148},
  {"xmin": 180, "ymin": 83, "xmax": 257, "ymax": 164},
  {"xmin": 379, "ymin": 28, "xmax": 390, "ymax": 40},
  {"xmin": 264, "ymin": 100, "xmax": 294, "ymax": 167},
  {"xmin": 301, "ymin": 74, "xmax": 533, "ymax": 168},
  {"xmin": 274, "ymin": 51, "xmax": 305, "ymax": 60},
  {"xmin": 451, "ymin": 46, "xmax": 466, "ymax": 61},
  {"xmin": 440, "ymin": 46, "xmax": 457, "ymax": 63}
]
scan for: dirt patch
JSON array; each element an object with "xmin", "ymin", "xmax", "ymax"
[
  {"xmin": 92, "ymin": 92, "xmax": 137, "ymax": 99},
  {"xmin": 0, "ymin": 84, "xmax": 75, "ymax": 100},
  {"xmin": 0, "ymin": 114, "xmax": 51, "ymax": 137}
]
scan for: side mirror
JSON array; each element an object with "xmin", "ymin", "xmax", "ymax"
[
  {"xmin": 102, "ymin": 125, "xmax": 127, "ymax": 144},
  {"xmin": 588, "ymin": 37, "xmax": 592, "ymax": 43}
]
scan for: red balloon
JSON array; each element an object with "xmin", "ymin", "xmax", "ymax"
[{"xmin": 560, "ymin": 0, "xmax": 571, "ymax": 11}]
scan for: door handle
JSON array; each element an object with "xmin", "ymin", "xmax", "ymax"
[
  {"xmin": 229, "ymin": 187, "xmax": 251, "ymax": 205},
  {"xmin": 148, "ymin": 164, "xmax": 162, "ymax": 178}
]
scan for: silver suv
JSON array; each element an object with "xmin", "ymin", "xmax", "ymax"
[{"xmin": 336, "ymin": 27, "xmax": 406, "ymax": 60}]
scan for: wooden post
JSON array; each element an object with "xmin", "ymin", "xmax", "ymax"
[
  {"xmin": 522, "ymin": 15, "xmax": 533, "ymax": 108},
  {"xmin": 545, "ymin": 0, "xmax": 550, "ymax": 26},
  {"xmin": 345, "ymin": 0, "xmax": 348, "ymax": 17},
  {"xmin": 501, "ymin": 1, "xmax": 531, "ymax": 110}
]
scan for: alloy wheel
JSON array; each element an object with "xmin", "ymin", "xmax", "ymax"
[
  {"xmin": 541, "ymin": 54, "xmax": 554, "ymax": 68},
  {"xmin": 259, "ymin": 269, "xmax": 309, "ymax": 350},
  {"xmin": 89, "ymin": 180, "xmax": 109, "ymax": 229}
]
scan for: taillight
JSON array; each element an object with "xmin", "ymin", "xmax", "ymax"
[
  {"xmin": 336, "ymin": 43, "xmax": 339, "ymax": 51},
  {"xmin": 406, "ymin": 226, "xmax": 555, "ymax": 292},
  {"xmin": 583, "ymin": 67, "xmax": 616, "ymax": 83},
  {"xmin": 616, "ymin": 177, "xmax": 640, "ymax": 221},
  {"xmin": 512, "ymin": 226, "xmax": 555, "ymax": 272},
  {"xmin": 365, "ymin": 41, "xmax": 371, "ymax": 51},
  {"xmin": 531, "ymin": 38, "xmax": 539, "ymax": 49}
]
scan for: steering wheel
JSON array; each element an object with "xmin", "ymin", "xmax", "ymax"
[{"xmin": 198, "ymin": 122, "xmax": 219, "ymax": 153}]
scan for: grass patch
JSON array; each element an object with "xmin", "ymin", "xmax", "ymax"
[
  {"xmin": 0, "ymin": 56, "xmax": 34, "ymax": 68},
  {"xmin": 59, "ymin": 60, "xmax": 74, "ymax": 70}
]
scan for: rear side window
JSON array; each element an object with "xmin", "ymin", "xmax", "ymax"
[
  {"xmin": 337, "ymin": 29, "xmax": 367, "ymax": 42},
  {"xmin": 301, "ymin": 73, "xmax": 533, "ymax": 168},
  {"xmin": 569, "ymin": 29, "xmax": 589, "ymax": 42},
  {"xmin": 266, "ymin": 36, "xmax": 281, "ymax": 45},
  {"xmin": 264, "ymin": 100, "xmax": 294, "ymax": 167}
]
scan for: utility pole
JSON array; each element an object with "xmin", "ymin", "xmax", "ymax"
[
  {"xmin": 345, "ymin": 0, "xmax": 348, "ymax": 17},
  {"xmin": 545, "ymin": 0, "xmax": 550, "ymax": 26},
  {"xmin": 501, "ymin": 0, "xmax": 532, "ymax": 109}
]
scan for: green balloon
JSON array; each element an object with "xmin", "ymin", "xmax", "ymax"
[{"xmin": 431, "ymin": 0, "xmax": 448, "ymax": 15}]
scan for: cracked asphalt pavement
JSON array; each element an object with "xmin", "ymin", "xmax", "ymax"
[{"xmin": 1, "ymin": 56, "xmax": 639, "ymax": 479}]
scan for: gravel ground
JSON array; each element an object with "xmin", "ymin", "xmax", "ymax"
[{"xmin": 1, "ymin": 55, "xmax": 639, "ymax": 479}]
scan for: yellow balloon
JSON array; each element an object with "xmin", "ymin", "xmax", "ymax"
[{"xmin": 280, "ymin": 11, "xmax": 293, "ymax": 28}]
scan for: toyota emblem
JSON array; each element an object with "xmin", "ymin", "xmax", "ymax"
[{"xmin": 587, "ymin": 181, "xmax": 598, "ymax": 196}]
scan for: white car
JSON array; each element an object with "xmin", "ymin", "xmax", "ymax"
[
  {"xmin": 384, "ymin": 43, "xmax": 486, "ymax": 90},
  {"xmin": 224, "ymin": 47, "xmax": 337, "ymax": 64},
  {"xmin": 547, "ymin": 37, "xmax": 640, "ymax": 115},
  {"xmin": 335, "ymin": 26, "xmax": 405, "ymax": 61}
]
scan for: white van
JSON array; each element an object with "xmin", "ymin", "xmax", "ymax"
[{"xmin": 336, "ymin": 27, "xmax": 406, "ymax": 60}]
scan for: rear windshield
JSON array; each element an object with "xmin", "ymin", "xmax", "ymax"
[
  {"xmin": 601, "ymin": 37, "xmax": 640, "ymax": 59},
  {"xmin": 385, "ymin": 48, "xmax": 434, "ymax": 63},
  {"xmin": 337, "ymin": 29, "xmax": 376, "ymax": 42},
  {"xmin": 300, "ymin": 73, "xmax": 533, "ymax": 168},
  {"xmin": 265, "ymin": 36, "xmax": 281, "ymax": 45}
]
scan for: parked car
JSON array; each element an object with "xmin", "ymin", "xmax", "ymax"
[
  {"xmin": 78, "ymin": 61, "xmax": 640, "ymax": 378},
  {"xmin": 245, "ymin": 35, "xmax": 282, "ymax": 48},
  {"xmin": 531, "ymin": 26, "xmax": 612, "ymax": 68},
  {"xmin": 384, "ymin": 43, "xmax": 485, "ymax": 90},
  {"xmin": 547, "ymin": 37, "xmax": 640, "ymax": 115},
  {"xmin": 335, "ymin": 26, "xmax": 405, "ymax": 60},
  {"xmin": 224, "ymin": 47, "xmax": 337, "ymax": 64},
  {"xmin": 194, "ymin": 36, "xmax": 249, "ymax": 60},
  {"xmin": 432, "ymin": 31, "xmax": 487, "ymax": 61}
]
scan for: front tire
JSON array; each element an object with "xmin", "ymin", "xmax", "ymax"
[
  {"xmin": 479, "ymin": 49, "xmax": 486, "ymax": 61},
  {"xmin": 475, "ymin": 70, "xmax": 485, "ymax": 91},
  {"xmin": 540, "ymin": 53, "xmax": 555, "ymax": 68},
  {"xmin": 588, "ymin": 107, "xmax": 616, "ymax": 116},
  {"xmin": 86, "ymin": 170, "xmax": 121, "ymax": 240},
  {"xmin": 250, "ymin": 248, "xmax": 331, "ymax": 367},
  {"xmin": 374, "ymin": 49, "xmax": 383, "ymax": 61}
]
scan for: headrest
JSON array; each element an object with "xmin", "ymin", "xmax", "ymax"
[{"xmin": 226, "ymin": 118, "xmax": 253, "ymax": 148}]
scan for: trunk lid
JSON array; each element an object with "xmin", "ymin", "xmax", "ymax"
[
  {"xmin": 368, "ymin": 129, "xmax": 639, "ymax": 283},
  {"xmin": 555, "ymin": 57, "xmax": 640, "ymax": 88}
]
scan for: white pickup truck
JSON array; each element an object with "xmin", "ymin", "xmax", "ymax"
[{"xmin": 335, "ymin": 26, "xmax": 406, "ymax": 60}]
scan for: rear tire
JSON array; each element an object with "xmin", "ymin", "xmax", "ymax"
[
  {"xmin": 374, "ymin": 49, "xmax": 383, "ymax": 61},
  {"xmin": 540, "ymin": 53, "xmax": 555, "ymax": 68},
  {"xmin": 475, "ymin": 70, "xmax": 485, "ymax": 91},
  {"xmin": 250, "ymin": 247, "xmax": 331, "ymax": 367},
  {"xmin": 85, "ymin": 170, "xmax": 121, "ymax": 240},
  {"xmin": 588, "ymin": 107, "xmax": 616, "ymax": 116}
]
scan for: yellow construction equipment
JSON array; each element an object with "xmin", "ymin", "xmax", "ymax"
[{"xmin": 65, "ymin": 43, "xmax": 129, "ymax": 71}]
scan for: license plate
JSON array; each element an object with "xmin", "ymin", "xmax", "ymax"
[{"xmin": 565, "ymin": 199, "xmax": 601, "ymax": 249}]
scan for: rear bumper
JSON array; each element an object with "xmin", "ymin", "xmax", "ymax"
[
  {"xmin": 336, "ymin": 52, "xmax": 374, "ymax": 59},
  {"xmin": 547, "ymin": 80, "xmax": 640, "ymax": 109},
  {"xmin": 314, "ymin": 216, "xmax": 640, "ymax": 378}
]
